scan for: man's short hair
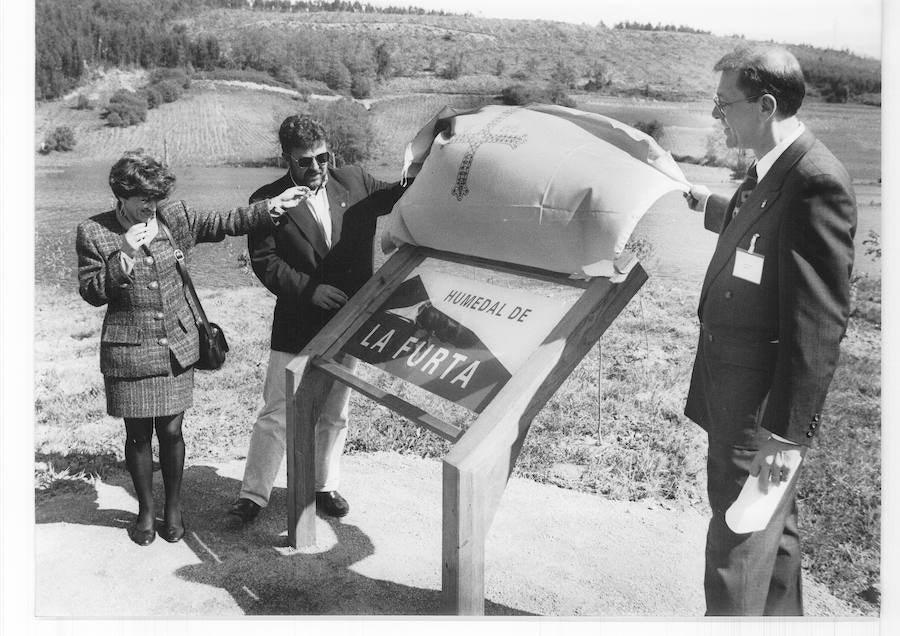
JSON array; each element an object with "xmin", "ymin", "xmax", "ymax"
[
  {"xmin": 278, "ymin": 115, "xmax": 327, "ymax": 153},
  {"xmin": 714, "ymin": 46, "xmax": 806, "ymax": 117},
  {"xmin": 108, "ymin": 150, "xmax": 176, "ymax": 200}
]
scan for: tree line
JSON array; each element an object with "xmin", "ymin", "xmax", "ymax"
[
  {"xmin": 35, "ymin": 0, "xmax": 453, "ymax": 100},
  {"xmin": 614, "ymin": 21, "xmax": 712, "ymax": 35}
]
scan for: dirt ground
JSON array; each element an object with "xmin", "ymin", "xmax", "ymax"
[{"xmin": 34, "ymin": 451, "xmax": 858, "ymax": 617}]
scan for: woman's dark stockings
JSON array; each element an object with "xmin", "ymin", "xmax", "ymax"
[{"xmin": 124, "ymin": 413, "xmax": 185, "ymax": 533}]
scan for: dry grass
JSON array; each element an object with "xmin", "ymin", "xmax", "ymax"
[{"xmin": 34, "ymin": 262, "xmax": 881, "ymax": 613}]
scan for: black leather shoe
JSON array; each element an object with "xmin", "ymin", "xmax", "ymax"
[
  {"xmin": 315, "ymin": 491, "xmax": 350, "ymax": 518},
  {"xmin": 160, "ymin": 516, "xmax": 186, "ymax": 543},
  {"xmin": 128, "ymin": 524, "xmax": 156, "ymax": 546},
  {"xmin": 228, "ymin": 498, "xmax": 261, "ymax": 523}
]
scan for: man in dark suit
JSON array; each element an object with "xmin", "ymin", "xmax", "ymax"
[
  {"xmin": 229, "ymin": 115, "xmax": 407, "ymax": 523},
  {"xmin": 683, "ymin": 47, "xmax": 857, "ymax": 615}
]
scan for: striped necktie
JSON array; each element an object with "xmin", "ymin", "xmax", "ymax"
[{"xmin": 732, "ymin": 163, "xmax": 758, "ymax": 219}]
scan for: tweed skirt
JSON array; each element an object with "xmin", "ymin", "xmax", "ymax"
[{"xmin": 104, "ymin": 352, "xmax": 194, "ymax": 418}]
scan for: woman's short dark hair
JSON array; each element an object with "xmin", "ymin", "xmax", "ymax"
[
  {"xmin": 278, "ymin": 115, "xmax": 327, "ymax": 153},
  {"xmin": 714, "ymin": 46, "xmax": 806, "ymax": 117},
  {"xmin": 108, "ymin": 150, "xmax": 176, "ymax": 200}
]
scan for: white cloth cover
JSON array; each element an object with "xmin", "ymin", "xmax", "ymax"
[{"xmin": 384, "ymin": 103, "xmax": 689, "ymax": 277}]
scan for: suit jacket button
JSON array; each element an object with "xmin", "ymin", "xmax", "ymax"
[
  {"xmin": 810, "ymin": 422, "xmax": 818, "ymax": 430},
  {"xmin": 148, "ymin": 281, "xmax": 159, "ymax": 290},
  {"xmin": 806, "ymin": 431, "xmax": 814, "ymax": 438},
  {"xmin": 813, "ymin": 413, "xmax": 820, "ymax": 422},
  {"xmin": 144, "ymin": 256, "xmax": 154, "ymax": 265},
  {"xmin": 724, "ymin": 291, "xmax": 733, "ymax": 299},
  {"xmin": 341, "ymin": 202, "xmax": 346, "ymax": 207},
  {"xmin": 158, "ymin": 337, "xmax": 168, "ymax": 346}
]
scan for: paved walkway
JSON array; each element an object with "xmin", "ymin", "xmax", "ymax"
[{"xmin": 34, "ymin": 452, "xmax": 857, "ymax": 617}]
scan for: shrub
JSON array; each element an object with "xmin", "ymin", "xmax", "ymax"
[
  {"xmin": 325, "ymin": 61, "xmax": 352, "ymax": 92},
  {"xmin": 154, "ymin": 79, "xmax": 182, "ymax": 103},
  {"xmin": 501, "ymin": 84, "xmax": 538, "ymax": 105},
  {"xmin": 41, "ymin": 126, "xmax": 76, "ymax": 153},
  {"xmin": 103, "ymin": 90, "xmax": 148, "ymax": 127},
  {"xmin": 510, "ymin": 69, "xmax": 528, "ymax": 81},
  {"xmin": 74, "ymin": 94, "xmax": 93, "ymax": 110},
  {"xmin": 150, "ymin": 67, "xmax": 190, "ymax": 89},
  {"xmin": 307, "ymin": 98, "xmax": 373, "ymax": 166},
  {"xmin": 374, "ymin": 41, "xmax": 393, "ymax": 80},
  {"xmin": 438, "ymin": 53, "xmax": 465, "ymax": 80},
  {"xmin": 546, "ymin": 83, "xmax": 576, "ymax": 108},
  {"xmin": 500, "ymin": 83, "xmax": 576, "ymax": 108},
  {"xmin": 584, "ymin": 62, "xmax": 613, "ymax": 92},
  {"xmin": 139, "ymin": 85, "xmax": 163, "ymax": 109},
  {"xmin": 350, "ymin": 72, "xmax": 374, "ymax": 99},
  {"xmin": 633, "ymin": 119, "xmax": 665, "ymax": 142}
]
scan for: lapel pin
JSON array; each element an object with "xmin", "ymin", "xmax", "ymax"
[
  {"xmin": 341, "ymin": 201, "xmax": 346, "ymax": 208},
  {"xmin": 760, "ymin": 199, "xmax": 767, "ymax": 208}
]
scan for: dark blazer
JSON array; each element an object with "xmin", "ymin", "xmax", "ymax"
[
  {"xmin": 248, "ymin": 166, "xmax": 405, "ymax": 353},
  {"xmin": 77, "ymin": 200, "xmax": 273, "ymax": 378},
  {"xmin": 685, "ymin": 129, "xmax": 857, "ymax": 446}
]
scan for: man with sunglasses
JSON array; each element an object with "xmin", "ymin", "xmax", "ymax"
[
  {"xmin": 229, "ymin": 115, "xmax": 408, "ymax": 524},
  {"xmin": 682, "ymin": 47, "xmax": 856, "ymax": 615}
]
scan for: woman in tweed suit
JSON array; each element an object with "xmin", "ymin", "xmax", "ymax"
[{"xmin": 77, "ymin": 151, "xmax": 304, "ymax": 546}]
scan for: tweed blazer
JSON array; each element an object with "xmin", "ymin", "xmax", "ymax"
[
  {"xmin": 685, "ymin": 129, "xmax": 857, "ymax": 446},
  {"xmin": 77, "ymin": 199, "xmax": 273, "ymax": 379},
  {"xmin": 248, "ymin": 166, "xmax": 405, "ymax": 353}
]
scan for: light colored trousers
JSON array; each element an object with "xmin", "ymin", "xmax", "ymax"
[{"xmin": 239, "ymin": 349, "xmax": 357, "ymax": 507}]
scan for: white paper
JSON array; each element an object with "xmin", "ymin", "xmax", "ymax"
[
  {"xmin": 725, "ymin": 457, "xmax": 802, "ymax": 534},
  {"xmin": 733, "ymin": 249, "xmax": 764, "ymax": 284}
]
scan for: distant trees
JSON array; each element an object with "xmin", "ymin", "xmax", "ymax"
[
  {"xmin": 614, "ymin": 21, "xmax": 711, "ymax": 34},
  {"xmin": 35, "ymin": 0, "xmax": 221, "ymax": 100},
  {"xmin": 550, "ymin": 59, "xmax": 578, "ymax": 89},
  {"xmin": 501, "ymin": 83, "xmax": 576, "ymax": 108},
  {"xmin": 438, "ymin": 52, "xmax": 466, "ymax": 80},
  {"xmin": 307, "ymin": 99, "xmax": 374, "ymax": 166},
  {"xmin": 584, "ymin": 62, "xmax": 613, "ymax": 92}
]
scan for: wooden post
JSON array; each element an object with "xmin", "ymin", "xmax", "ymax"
[
  {"xmin": 284, "ymin": 245, "xmax": 425, "ymax": 549},
  {"xmin": 285, "ymin": 360, "xmax": 332, "ymax": 548},
  {"xmin": 441, "ymin": 264, "xmax": 647, "ymax": 614}
]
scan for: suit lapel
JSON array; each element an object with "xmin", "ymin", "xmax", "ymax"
[
  {"xmin": 699, "ymin": 130, "xmax": 816, "ymax": 309},
  {"xmin": 325, "ymin": 170, "xmax": 349, "ymax": 247},
  {"xmin": 276, "ymin": 170, "xmax": 329, "ymax": 258}
]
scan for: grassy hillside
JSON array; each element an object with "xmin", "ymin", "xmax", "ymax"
[{"xmin": 179, "ymin": 8, "xmax": 880, "ymax": 100}]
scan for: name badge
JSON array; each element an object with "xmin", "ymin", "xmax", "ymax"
[{"xmin": 733, "ymin": 233, "xmax": 763, "ymax": 284}]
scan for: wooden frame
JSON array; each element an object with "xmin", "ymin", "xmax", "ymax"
[{"xmin": 285, "ymin": 245, "xmax": 647, "ymax": 614}]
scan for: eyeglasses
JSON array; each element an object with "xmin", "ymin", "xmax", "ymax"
[
  {"xmin": 713, "ymin": 94, "xmax": 761, "ymax": 116},
  {"xmin": 285, "ymin": 152, "xmax": 330, "ymax": 168}
]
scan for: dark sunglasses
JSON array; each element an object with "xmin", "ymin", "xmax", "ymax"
[{"xmin": 286, "ymin": 152, "xmax": 330, "ymax": 168}]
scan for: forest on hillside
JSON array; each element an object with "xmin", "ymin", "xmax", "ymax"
[{"xmin": 36, "ymin": 0, "xmax": 881, "ymax": 103}]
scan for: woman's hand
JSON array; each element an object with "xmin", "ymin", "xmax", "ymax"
[
  {"xmin": 121, "ymin": 223, "xmax": 152, "ymax": 257},
  {"xmin": 268, "ymin": 186, "xmax": 311, "ymax": 219}
]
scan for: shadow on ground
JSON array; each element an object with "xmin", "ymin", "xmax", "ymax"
[{"xmin": 35, "ymin": 460, "xmax": 530, "ymax": 616}]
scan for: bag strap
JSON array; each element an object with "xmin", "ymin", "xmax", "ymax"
[{"xmin": 157, "ymin": 218, "xmax": 213, "ymax": 334}]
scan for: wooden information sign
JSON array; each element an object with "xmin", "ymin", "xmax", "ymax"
[{"xmin": 284, "ymin": 244, "xmax": 647, "ymax": 614}]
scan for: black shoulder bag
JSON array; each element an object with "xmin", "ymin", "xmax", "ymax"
[{"xmin": 158, "ymin": 219, "xmax": 229, "ymax": 370}]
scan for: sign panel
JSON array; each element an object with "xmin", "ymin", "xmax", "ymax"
[{"xmin": 342, "ymin": 267, "xmax": 576, "ymax": 412}]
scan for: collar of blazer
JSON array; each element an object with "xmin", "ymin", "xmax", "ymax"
[
  {"xmin": 699, "ymin": 129, "xmax": 817, "ymax": 307},
  {"xmin": 282, "ymin": 168, "xmax": 350, "ymax": 258}
]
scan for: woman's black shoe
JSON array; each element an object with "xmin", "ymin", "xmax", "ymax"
[
  {"xmin": 128, "ymin": 525, "xmax": 156, "ymax": 546},
  {"xmin": 160, "ymin": 517, "xmax": 186, "ymax": 543}
]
